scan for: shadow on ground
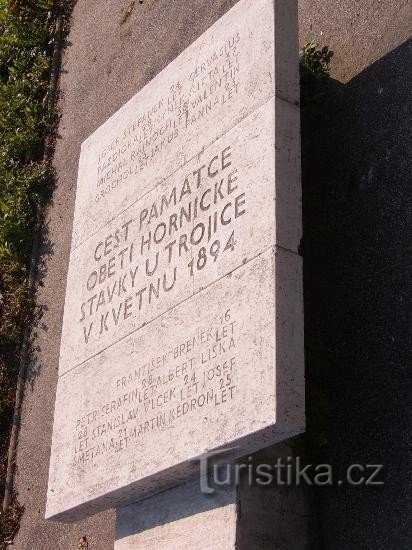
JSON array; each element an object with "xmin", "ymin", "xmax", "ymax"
[{"xmin": 302, "ymin": 39, "xmax": 411, "ymax": 549}]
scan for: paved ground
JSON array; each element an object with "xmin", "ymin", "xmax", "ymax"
[{"xmin": 12, "ymin": 0, "xmax": 410, "ymax": 548}]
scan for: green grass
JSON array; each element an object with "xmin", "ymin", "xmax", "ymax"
[
  {"xmin": 0, "ymin": 0, "xmax": 53, "ymax": 266},
  {"xmin": 300, "ymin": 41, "xmax": 333, "ymax": 77},
  {"xmin": 0, "ymin": 1, "xmax": 56, "ymax": 545}
]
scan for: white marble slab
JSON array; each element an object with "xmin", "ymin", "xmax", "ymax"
[
  {"xmin": 48, "ymin": 248, "xmax": 303, "ymax": 521},
  {"xmin": 59, "ymin": 98, "xmax": 300, "ymax": 375},
  {"xmin": 47, "ymin": 0, "xmax": 303, "ymax": 522},
  {"xmin": 71, "ymin": 0, "xmax": 280, "ymax": 251}
]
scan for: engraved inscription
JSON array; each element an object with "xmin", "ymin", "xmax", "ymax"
[
  {"xmin": 74, "ymin": 308, "xmax": 237, "ymax": 466},
  {"xmin": 79, "ymin": 145, "xmax": 245, "ymax": 348},
  {"xmin": 47, "ymin": 0, "xmax": 303, "ymax": 522},
  {"xmin": 95, "ymin": 34, "xmax": 241, "ymax": 205},
  {"xmin": 61, "ymin": 98, "xmax": 278, "ymax": 374}
]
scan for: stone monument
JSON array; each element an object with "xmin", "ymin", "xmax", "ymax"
[{"xmin": 46, "ymin": 0, "xmax": 304, "ymax": 535}]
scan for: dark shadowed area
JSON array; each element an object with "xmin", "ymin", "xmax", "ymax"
[{"xmin": 301, "ymin": 39, "xmax": 411, "ymax": 549}]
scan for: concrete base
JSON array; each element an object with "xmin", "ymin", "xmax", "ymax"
[
  {"xmin": 115, "ymin": 444, "xmax": 309, "ymax": 549},
  {"xmin": 115, "ymin": 481, "xmax": 237, "ymax": 549}
]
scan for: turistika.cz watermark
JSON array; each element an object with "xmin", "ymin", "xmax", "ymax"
[{"xmin": 195, "ymin": 451, "xmax": 385, "ymax": 494}]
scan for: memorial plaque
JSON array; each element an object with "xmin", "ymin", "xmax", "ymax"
[{"xmin": 47, "ymin": 0, "xmax": 304, "ymax": 522}]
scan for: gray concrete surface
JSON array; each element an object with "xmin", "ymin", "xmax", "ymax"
[
  {"xmin": 114, "ymin": 444, "xmax": 309, "ymax": 549},
  {"xmin": 12, "ymin": 0, "xmax": 411, "ymax": 548}
]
